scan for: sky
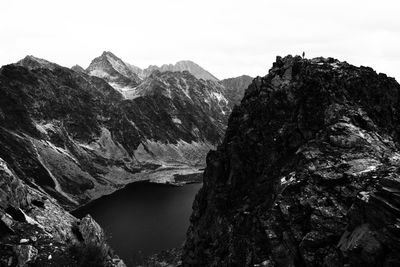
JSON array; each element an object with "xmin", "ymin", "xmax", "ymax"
[{"xmin": 1, "ymin": 0, "xmax": 399, "ymax": 80}]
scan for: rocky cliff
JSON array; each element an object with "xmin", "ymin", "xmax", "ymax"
[
  {"xmin": 183, "ymin": 56, "xmax": 400, "ymax": 266},
  {"xmin": 0, "ymin": 157, "xmax": 125, "ymax": 266}
]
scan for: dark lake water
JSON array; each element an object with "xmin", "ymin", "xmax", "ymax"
[{"xmin": 72, "ymin": 181, "xmax": 202, "ymax": 266}]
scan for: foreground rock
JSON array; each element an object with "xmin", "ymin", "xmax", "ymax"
[
  {"xmin": 182, "ymin": 56, "xmax": 400, "ymax": 266},
  {"xmin": 0, "ymin": 157, "xmax": 125, "ymax": 266}
]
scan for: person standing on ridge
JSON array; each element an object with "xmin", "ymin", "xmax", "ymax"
[{"xmin": 302, "ymin": 51, "xmax": 305, "ymax": 59}]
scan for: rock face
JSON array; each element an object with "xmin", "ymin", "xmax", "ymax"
[
  {"xmin": 182, "ymin": 56, "xmax": 400, "ymax": 266},
  {"xmin": 221, "ymin": 75, "xmax": 253, "ymax": 105}
]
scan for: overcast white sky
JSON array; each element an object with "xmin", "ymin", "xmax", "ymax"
[{"xmin": 1, "ymin": 0, "xmax": 399, "ymax": 80}]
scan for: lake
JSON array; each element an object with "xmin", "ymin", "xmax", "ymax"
[{"xmin": 72, "ymin": 181, "xmax": 202, "ymax": 266}]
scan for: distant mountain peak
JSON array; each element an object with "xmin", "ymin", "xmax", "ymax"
[
  {"xmin": 86, "ymin": 51, "xmax": 141, "ymax": 90},
  {"xmin": 16, "ymin": 55, "xmax": 60, "ymax": 70},
  {"xmin": 143, "ymin": 60, "xmax": 219, "ymax": 81}
]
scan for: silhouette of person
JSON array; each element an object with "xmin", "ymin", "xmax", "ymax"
[{"xmin": 302, "ymin": 52, "xmax": 305, "ymax": 59}]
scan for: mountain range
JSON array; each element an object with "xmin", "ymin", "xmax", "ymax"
[
  {"xmin": 0, "ymin": 52, "xmax": 252, "ymax": 209},
  {"xmin": 0, "ymin": 51, "xmax": 252, "ymax": 266},
  {"xmin": 84, "ymin": 51, "xmax": 222, "ymax": 99},
  {"xmin": 2, "ymin": 54, "xmax": 400, "ymax": 266}
]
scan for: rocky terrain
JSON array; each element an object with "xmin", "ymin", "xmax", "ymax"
[
  {"xmin": 183, "ymin": 56, "xmax": 400, "ymax": 266},
  {"xmin": 0, "ymin": 157, "xmax": 126, "ymax": 266}
]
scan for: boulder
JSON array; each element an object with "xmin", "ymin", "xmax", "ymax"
[{"xmin": 78, "ymin": 214, "xmax": 105, "ymax": 245}]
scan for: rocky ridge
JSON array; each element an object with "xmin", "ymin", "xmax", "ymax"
[
  {"xmin": 183, "ymin": 55, "xmax": 400, "ymax": 266},
  {"xmin": 142, "ymin": 60, "xmax": 219, "ymax": 82}
]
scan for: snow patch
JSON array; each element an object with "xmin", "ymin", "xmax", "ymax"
[
  {"xmin": 89, "ymin": 69, "xmax": 109, "ymax": 78},
  {"xmin": 280, "ymin": 172, "xmax": 296, "ymax": 185},
  {"xmin": 108, "ymin": 82, "xmax": 140, "ymax": 99},
  {"xmin": 0, "ymin": 159, "xmax": 13, "ymax": 177},
  {"xmin": 211, "ymin": 92, "xmax": 228, "ymax": 103},
  {"xmin": 172, "ymin": 117, "xmax": 182, "ymax": 124}
]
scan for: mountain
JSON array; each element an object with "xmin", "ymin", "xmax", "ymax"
[
  {"xmin": 221, "ymin": 75, "xmax": 253, "ymax": 105},
  {"xmin": 0, "ymin": 53, "xmax": 251, "ymax": 266},
  {"xmin": 84, "ymin": 52, "xmax": 246, "ymax": 102},
  {"xmin": 0, "ymin": 54, "xmax": 241, "ymax": 266},
  {"xmin": 16, "ymin": 55, "xmax": 60, "ymax": 70},
  {"xmin": 0, "ymin": 55, "xmax": 237, "ymax": 210},
  {"xmin": 125, "ymin": 62, "xmax": 145, "ymax": 79},
  {"xmin": 143, "ymin": 60, "xmax": 219, "ymax": 81},
  {"xmin": 86, "ymin": 51, "xmax": 141, "ymax": 98},
  {"xmin": 183, "ymin": 56, "xmax": 400, "ymax": 266}
]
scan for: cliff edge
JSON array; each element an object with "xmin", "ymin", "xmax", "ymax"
[{"xmin": 183, "ymin": 56, "xmax": 400, "ymax": 266}]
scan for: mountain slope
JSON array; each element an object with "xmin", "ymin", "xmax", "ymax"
[
  {"xmin": 183, "ymin": 56, "xmax": 400, "ymax": 266},
  {"xmin": 221, "ymin": 75, "xmax": 253, "ymax": 105}
]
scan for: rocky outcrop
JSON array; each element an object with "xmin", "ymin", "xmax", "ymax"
[
  {"xmin": 0, "ymin": 157, "xmax": 125, "ymax": 266},
  {"xmin": 71, "ymin": 65, "xmax": 86, "ymax": 73},
  {"xmin": 182, "ymin": 56, "xmax": 400, "ymax": 266},
  {"xmin": 78, "ymin": 215, "xmax": 105, "ymax": 245}
]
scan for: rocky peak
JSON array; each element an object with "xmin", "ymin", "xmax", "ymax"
[
  {"xmin": 16, "ymin": 55, "xmax": 60, "ymax": 70},
  {"xmin": 183, "ymin": 55, "xmax": 400, "ymax": 266},
  {"xmin": 86, "ymin": 51, "xmax": 141, "ymax": 86}
]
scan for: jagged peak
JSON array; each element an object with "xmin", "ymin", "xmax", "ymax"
[
  {"xmin": 101, "ymin": 50, "xmax": 116, "ymax": 57},
  {"xmin": 144, "ymin": 60, "xmax": 219, "ymax": 81}
]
